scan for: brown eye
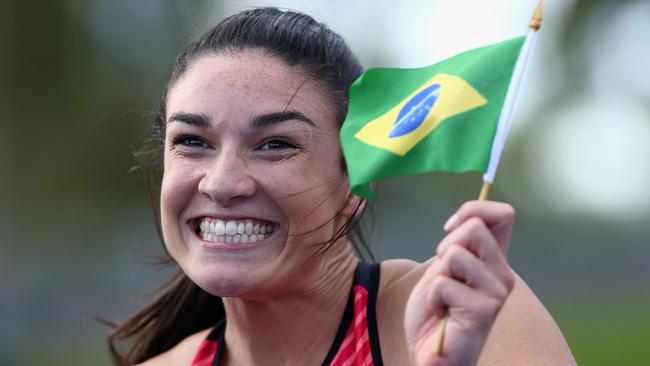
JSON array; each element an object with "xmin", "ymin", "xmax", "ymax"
[
  {"xmin": 259, "ymin": 139, "xmax": 297, "ymax": 151},
  {"xmin": 172, "ymin": 134, "xmax": 211, "ymax": 149}
]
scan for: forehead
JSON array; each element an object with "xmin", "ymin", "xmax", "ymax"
[{"xmin": 166, "ymin": 51, "xmax": 334, "ymax": 125}]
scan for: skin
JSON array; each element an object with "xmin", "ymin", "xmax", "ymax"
[{"xmin": 140, "ymin": 51, "xmax": 576, "ymax": 366}]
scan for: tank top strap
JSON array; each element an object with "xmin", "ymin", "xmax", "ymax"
[
  {"xmin": 360, "ymin": 262, "xmax": 383, "ymax": 364},
  {"xmin": 322, "ymin": 261, "xmax": 384, "ymax": 366},
  {"xmin": 354, "ymin": 262, "xmax": 384, "ymax": 366},
  {"xmin": 189, "ymin": 319, "xmax": 224, "ymax": 366}
]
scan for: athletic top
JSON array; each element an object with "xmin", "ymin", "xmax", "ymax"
[{"xmin": 190, "ymin": 262, "xmax": 384, "ymax": 366}]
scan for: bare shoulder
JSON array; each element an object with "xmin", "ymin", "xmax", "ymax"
[
  {"xmin": 376, "ymin": 258, "xmax": 430, "ymax": 365},
  {"xmin": 135, "ymin": 328, "xmax": 211, "ymax": 366},
  {"xmin": 376, "ymin": 260, "xmax": 576, "ymax": 365},
  {"xmin": 378, "ymin": 258, "xmax": 421, "ymax": 289},
  {"xmin": 478, "ymin": 273, "xmax": 577, "ymax": 365},
  {"xmin": 378, "ymin": 257, "xmax": 435, "ymax": 296},
  {"xmin": 377, "ymin": 257, "xmax": 434, "ymax": 314},
  {"xmin": 376, "ymin": 258, "xmax": 432, "ymax": 315}
]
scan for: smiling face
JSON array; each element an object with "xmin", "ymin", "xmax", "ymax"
[{"xmin": 161, "ymin": 51, "xmax": 357, "ymax": 299}]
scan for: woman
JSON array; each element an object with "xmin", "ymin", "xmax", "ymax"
[{"xmin": 109, "ymin": 7, "xmax": 576, "ymax": 366}]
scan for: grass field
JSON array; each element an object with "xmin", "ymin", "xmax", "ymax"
[{"xmin": 551, "ymin": 295, "xmax": 650, "ymax": 365}]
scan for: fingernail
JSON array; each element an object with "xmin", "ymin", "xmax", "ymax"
[{"xmin": 443, "ymin": 213, "xmax": 459, "ymax": 232}]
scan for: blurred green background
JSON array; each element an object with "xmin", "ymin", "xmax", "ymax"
[{"xmin": 2, "ymin": 0, "xmax": 649, "ymax": 364}]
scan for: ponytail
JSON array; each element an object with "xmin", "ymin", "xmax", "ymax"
[{"xmin": 107, "ymin": 272, "xmax": 224, "ymax": 365}]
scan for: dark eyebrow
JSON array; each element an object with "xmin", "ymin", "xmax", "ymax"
[
  {"xmin": 249, "ymin": 111, "xmax": 315, "ymax": 130},
  {"xmin": 167, "ymin": 112, "xmax": 211, "ymax": 128}
]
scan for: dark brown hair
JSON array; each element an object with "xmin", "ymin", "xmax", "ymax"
[{"xmin": 107, "ymin": 7, "xmax": 371, "ymax": 365}]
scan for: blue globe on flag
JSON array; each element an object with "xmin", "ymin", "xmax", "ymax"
[{"xmin": 389, "ymin": 83, "xmax": 441, "ymax": 138}]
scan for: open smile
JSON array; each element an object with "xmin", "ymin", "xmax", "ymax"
[{"xmin": 193, "ymin": 217, "xmax": 275, "ymax": 245}]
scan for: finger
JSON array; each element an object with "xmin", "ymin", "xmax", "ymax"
[
  {"xmin": 437, "ymin": 218, "xmax": 513, "ymax": 287},
  {"xmin": 438, "ymin": 245, "xmax": 511, "ymax": 300},
  {"xmin": 405, "ymin": 258, "xmax": 448, "ymax": 327},
  {"xmin": 419, "ymin": 276, "xmax": 505, "ymax": 366},
  {"xmin": 443, "ymin": 200, "xmax": 515, "ymax": 250},
  {"xmin": 438, "ymin": 217, "xmax": 508, "ymax": 267},
  {"xmin": 443, "ymin": 200, "xmax": 515, "ymax": 230},
  {"xmin": 429, "ymin": 275, "xmax": 503, "ymax": 329}
]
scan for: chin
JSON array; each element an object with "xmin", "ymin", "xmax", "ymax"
[{"xmin": 183, "ymin": 260, "xmax": 263, "ymax": 298}]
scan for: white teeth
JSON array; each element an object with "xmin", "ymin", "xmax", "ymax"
[
  {"xmin": 215, "ymin": 221, "xmax": 225, "ymax": 235},
  {"xmin": 200, "ymin": 218, "xmax": 273, "ymax": 244},
  {"xmin": 225, "ymin": 221, "xmax": 237, "ymax": 235}
]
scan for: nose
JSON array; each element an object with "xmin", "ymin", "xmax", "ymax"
[{"xmin": 198, "ymin": 150, "xmax": 256, "ymax": 207}]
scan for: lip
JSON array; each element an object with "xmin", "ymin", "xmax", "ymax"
[{"xmin": 186, "ymin": 220, "xmax": 276, "ymax": 251}]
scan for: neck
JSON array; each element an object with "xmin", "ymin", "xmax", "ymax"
[{"xmin": 221, "ymin": 241, "xmax": 358, "ymax": 366}]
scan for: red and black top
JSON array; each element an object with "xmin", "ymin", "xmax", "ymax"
[{"xmin": 190, "ymin": 262, "xmax": 384, "ymax": 366}]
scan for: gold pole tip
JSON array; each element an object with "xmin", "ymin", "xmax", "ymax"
[{"xmin": 529, "ymin": 0, "xmax": 544, "ymax": 30}]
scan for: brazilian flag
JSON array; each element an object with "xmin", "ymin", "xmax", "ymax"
[{"xmin": 341, "ymin": 37, "xmax": 526, "ymax": 199}]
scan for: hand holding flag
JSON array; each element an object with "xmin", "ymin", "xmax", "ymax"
[
  {"xmin": 404, "ymin": 200, "xmax": 516, "ymax": 366},
  {"xmin": 340, "ymin": 0, "xmax": 544, "ymax": 362}
]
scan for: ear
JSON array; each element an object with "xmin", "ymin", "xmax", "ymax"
[{"xmin": 341, "ymin": 189, "xmax": 365, "ymax": 220}]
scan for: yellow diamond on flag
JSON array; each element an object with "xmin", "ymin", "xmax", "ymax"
[{"xmin": 354, "ymin": 73, "xmax": 488, "ymax": 156}]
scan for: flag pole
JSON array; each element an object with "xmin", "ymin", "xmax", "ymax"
[
  {"xmin": 435, "ymin": 0, "xmax": 544, "ymax": 357},
  {"xmin": 482, "ymin": 0, "xmax": 544, "ymax": 188},
  {"xmin": 478, "ymin": 182, "xmax": 492, "ymax": 201}
]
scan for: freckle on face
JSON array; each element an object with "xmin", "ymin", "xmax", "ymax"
[{"xmin": 160, "ymin": 52, "xmax": 349, "ymax": 297}]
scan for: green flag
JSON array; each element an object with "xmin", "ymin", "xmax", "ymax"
[{"xmin": 340, "ymin": 36, "xmax": 526, "ymax": 199}]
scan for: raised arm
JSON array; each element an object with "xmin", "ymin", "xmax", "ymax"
[{"xmin": 400, "ymin": 201, "xmax": 575, "ymax": 366}]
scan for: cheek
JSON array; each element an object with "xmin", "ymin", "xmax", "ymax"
[
  {"xmin": 255, "ymin": 156, "xmax": 346, "ymax": 232},
  {"xmin": 160, "ymin": 160, "xmax": 201, "ymax": 236}
]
